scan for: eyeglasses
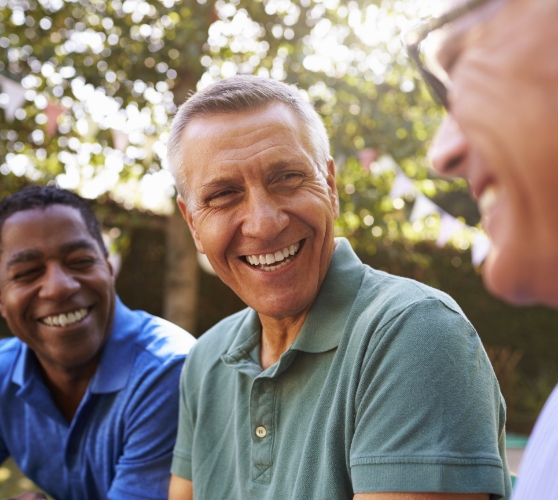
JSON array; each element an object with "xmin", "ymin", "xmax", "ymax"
[{"xmin": 404, "ymin": 0, "xmax": 492, "ymax": 109}]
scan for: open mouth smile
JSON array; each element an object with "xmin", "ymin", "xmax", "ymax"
[
  {"xmin": 244, "ymin": 241, "xmax": 302, "ymax": 272},
  {"xmin": 39, "ymin": 307, "xmax": 91, "ymax": 328}
]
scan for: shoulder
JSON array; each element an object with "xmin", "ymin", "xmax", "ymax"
[
  {"xmin": 339, "ymin": 266, "xmax": 482, "ymax": 369},
  {"xmin": 354, "ymin": 266, "xmax": 471, "ymax": 335},
  {"xmin": 363, "ymin": 265, "xmax": 465, "ymax": 315},
  {"xmin": 118, "ymin": 306, "xmax": 196, "ymax": 364}
]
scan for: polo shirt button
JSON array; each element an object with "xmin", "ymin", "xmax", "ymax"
[{"xmin": 255, "ymin": 426, "xmax": 267, "ymax": 438}]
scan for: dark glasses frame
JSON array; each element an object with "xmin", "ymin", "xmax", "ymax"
[{"xmin": 404, "ymin": 0, "xmax": 491, "ymax": 109}]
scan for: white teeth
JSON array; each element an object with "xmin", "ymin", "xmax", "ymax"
[
  {"xmin": 478, "ymin": 185, "xmax": 500, "ymax": 217},
  {"xmin": 245, "ymin": 242, "xmax": 302, "ymax": 270},
  {"xmin": 41, "ymin": 308, "xmax": 89, "ymax": 328}
]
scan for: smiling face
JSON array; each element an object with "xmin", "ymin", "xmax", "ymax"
[
  {"xmin": 428, "ymin": 0, "xmax": 558, "ymax": 307},
  {"xmin": 177, "ymin": 103, "xmax": 339, "ymax": 321},
  {"xmin": 0, "ymin": 204, "xmax": 116, "ymax": 378}
]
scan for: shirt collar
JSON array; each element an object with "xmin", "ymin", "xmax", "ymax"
[
  {"xmin": 221, "ymin": 238, "xmax": 365, "ymax": 375},
  {"xmin": 12, "ymin": 341, "xmax": 31, "ymax": 387},
  {"xmin": 89, "ymin": 296, "xmax": 137, "ymax": 394},
  {"xmin": 289, "ymin": 237, "xmax": 364, "ymax": 354},
  {"xmin": 220, "ymin": 309, "xmax": 262, "ymax": 379}
]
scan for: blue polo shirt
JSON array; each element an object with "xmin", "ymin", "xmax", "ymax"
[{"xmin": 0, "ymin": 297, "xmax": 195, "ymax": 500}]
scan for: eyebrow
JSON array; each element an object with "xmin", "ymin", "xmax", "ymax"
[
  {"xmin": 6, "ymin": 239, "xmax": 99, "ymax": 270},
  {"xmin": 433, "ymin": 26, "xmax": 468, "ymax": 72},
  {"xmin": 7, "ymin": 249, "xmax": 44, "ymax": 269}
]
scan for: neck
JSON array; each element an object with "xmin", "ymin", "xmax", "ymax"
[
  {"xmin": 38, "ymin": 356, "xmax": 100, "ymax": 423},
  {"xmin": 257, "ymin": 239, "xmax": 338, "ymax": 369},
  {"xmin": 259, "ymin": 308, "xmax": 311, "ymax": 370}
]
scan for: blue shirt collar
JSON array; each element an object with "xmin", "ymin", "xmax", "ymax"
[
  {"xmin": 11, "ymin": 296, "xmax": 137, "ymax": 395},
  {"xmin": 89, "ymin": 296, "xmax": 137, "ymax": 393}
]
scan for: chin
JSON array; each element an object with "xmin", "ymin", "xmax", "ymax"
[
  {"xmin": 249, "ymin": 294, "xmax": 314, "ymax": 321},
  {"xmin": 483, "ymin": 249, "xmax": 558, "ymax": 309}
]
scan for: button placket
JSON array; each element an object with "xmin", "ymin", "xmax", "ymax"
[{"xmin": 250, "ymin": 377, "xmax": 276, "ymax": 483}]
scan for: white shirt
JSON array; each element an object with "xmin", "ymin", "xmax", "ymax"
[{"xmin": 512, "ymin": 384, "xmax": 558, "ymax": 499}]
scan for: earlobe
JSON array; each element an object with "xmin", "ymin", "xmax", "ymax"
[{"xmin": 326, "ymin": 157, "xmax": 340, "ymax": 218}]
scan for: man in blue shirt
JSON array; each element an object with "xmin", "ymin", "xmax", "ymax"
[{"xmin": 0, "ymin": 186, "xmax": 195, "ymax": 500}]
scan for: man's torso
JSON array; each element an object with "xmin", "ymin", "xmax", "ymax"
[{"xmin": 172, "ymin": 239, "xmax": 510, "ymax": 500}]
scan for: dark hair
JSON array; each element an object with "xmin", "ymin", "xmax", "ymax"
[{"xmin": 0, "ymin": 185, "xmax": 106, "ymax": 254}]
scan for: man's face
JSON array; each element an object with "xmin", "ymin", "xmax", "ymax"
[
  {"xmin": 0, "ymin": 205, "xmax": 116, "ymax": 376},
  {"xmin": 177, "ymin": 103, "xmax": 339, "ymax": 321},
  {"xmin": 429, "ymin": 0, "xmax": 558, "ymax": 307}
]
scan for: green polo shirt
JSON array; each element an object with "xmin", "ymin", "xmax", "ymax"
[{"xmin": 172, "ymin": 238, "xmax": 511, "ymax": 499}]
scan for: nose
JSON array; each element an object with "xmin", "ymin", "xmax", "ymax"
[
  {"xmin": 38, "ymin": 263, "xmax": 80, "ymax": 301},
  {"xmin": 241, "ymin": 188, "xmax": 290, "ymax": 241},
  {"xmin": 428, "ymin": 114, "xmax": 469, "ymax": 177}
]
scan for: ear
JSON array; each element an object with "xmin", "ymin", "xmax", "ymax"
[
  {"xmin": 325, "ymin": 157, "xmax": 339, "ymax": 219},
  {"xmin": 177, "ymin": 195, "xmax": 205, "ymax": 254},
  {"xmin": 105, "ymin": 255, "xmax": 115, "ymax": 282},
  {"xmin": 0, "ymin": 293, "xmax": 5, "ymax": 320}
]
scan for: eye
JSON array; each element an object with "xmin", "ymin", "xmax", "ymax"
[
  {"xmin": 70, "ymin": 258, "xmax": 95, "ymax": 268},
  {"xmin": 278, "ymin": 173, "xmax": 301, "ymax": 181},
  {"xmin": 13, "ymin": 267, "xmax": 42, "ymax": 281},
  {"xmin": 206, "ymin": 189, "xmax": 242, "ymax": 207},
  {"xmin": 273, "ymin": 171, "xmax": 304, "ymax": 190},
  {"xmin": 66, "ymin": 252, "xmax": 98, "ymax": 269}
]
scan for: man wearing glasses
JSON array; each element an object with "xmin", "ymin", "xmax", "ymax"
[{"xmin": 406, "ymin": 0, "xmax": 558, "ymax": 498}]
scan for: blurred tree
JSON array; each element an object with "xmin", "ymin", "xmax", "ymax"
[
  {"xmin": 0, "ymin": 0, "xmax": 220, "ymax": 331},
  {"xmin": 0, "ymin": 0, "xmax": 450, "ymax": 332}
]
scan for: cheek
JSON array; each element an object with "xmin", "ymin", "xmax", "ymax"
[{"xmin": 195, "ymin": 213, "xmax": 237, "ymax": 258}]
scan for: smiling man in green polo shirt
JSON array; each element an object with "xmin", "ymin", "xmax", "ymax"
[{"xmin": 165, "ymin": 76, "xmax": 511, "ymax": 500}]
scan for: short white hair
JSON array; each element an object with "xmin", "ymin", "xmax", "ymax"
[{"xmin": 167, "ymin": 76, "xmax": 330, "ymax": 198}]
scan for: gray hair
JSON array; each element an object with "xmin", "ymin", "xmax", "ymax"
[{"xmin": 167, "ymin": 76, "xmax": 331, "ymax": 197}]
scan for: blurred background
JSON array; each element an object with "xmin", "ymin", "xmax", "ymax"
[{"xmin": 1, "ymin": 0, "xmax": 556, "ymax": 494}]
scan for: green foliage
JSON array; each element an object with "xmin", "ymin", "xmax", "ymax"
[
  {"xmin": 0, "ymin": 458, "xmax": 51, "ymax": 499},
  {"xmin": 0, "ymin": 0, "xmax": 450, "ymax": 214},
  {"xmin": 0, "ymin": 0, "xmax": 213, "ymax": 207}
]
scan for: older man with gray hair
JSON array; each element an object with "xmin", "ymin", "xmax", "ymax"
[{"xmin": 166, "ymin": 76, "xmax": 510, "ymax": 500}]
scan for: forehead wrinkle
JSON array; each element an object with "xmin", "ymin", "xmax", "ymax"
[{"xmin": 213, "ymin": 141, "xmax": 307, "ymax": 165}]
